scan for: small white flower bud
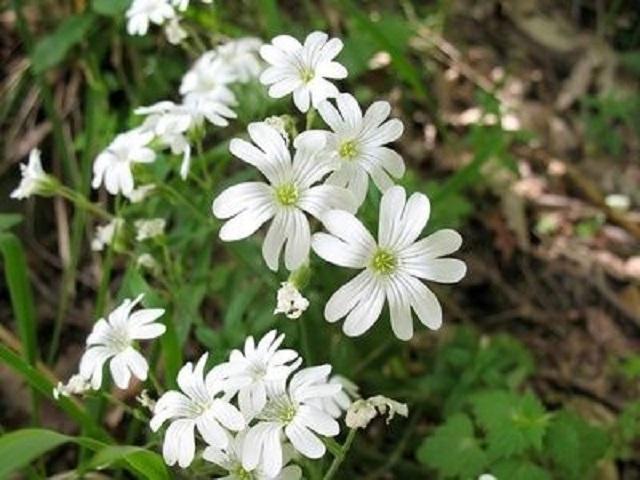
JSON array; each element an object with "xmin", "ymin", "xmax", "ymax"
[
  {"xmin": 274, "ymin": 282, "xmax": 309, "ymax": 319},
  {"xmin": 345, "ymin": 395, "xmax": 408, "ymax": 429},
  {"xmin": 53, "ymin": 374, "xmax": 91, "ymax": 400},
  {"xmin": 135, "ymin": 218, "xmax": 166, "ymax": 241}
]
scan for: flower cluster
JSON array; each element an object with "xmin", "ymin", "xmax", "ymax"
[
  {"xmin": 151, "ymin": 330, "xmax": 354, "ymax": 478},
  {"xmin": 212, "ymin": 31, "xmax": 467, "ymax": 340},
  {"xmin": 92, "ymin": 37, "xmax": 263, "ymax": 196}
]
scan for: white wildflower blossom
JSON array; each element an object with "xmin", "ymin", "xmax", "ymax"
[
  {"xmin": 172, "ymin": 0, "xmax": 213, "ymax": 12},
  {"xmin": 242, "ymin": 365, "xmax": 341, "ymax": 477},
  {"xmin": 212, "ymin": 122, "xmax": 355, "ymax": 272},
  {"xmin": 53, "ymin": 374, "xmax": 91, "ymax": 400},
  {"xmin": 274, "ymin": 282, "xmax": 309, "ymax": 319},
  {"xmin": 79, "ymin": 295, "xmax": 166, "ymax": 390},
  {"xmin": 260, "ymin": 31, "xmax": 348, "ymax": 113},
  {"xmin": 180, "ymin": 52, "xmax": 236, "ymax": 100},
  {"xmin": 91, "ymin": 218, "xmax": 124, "ymax": 252},
  {"xmin": 136, "ymin": 389, "xmax": 157, "ymax": 411},
  {"xmin": 203, "ymin": 432, "xmax": 302, "ymax": 480},
  {"xmin": 11, "ymin": 149, "xmax": 55, "ymax": 200},
  {"xmin": 126, "ymin": 0, "xmax": 175, "ymax": 36},
  {"xmin": 315, "ymin": 93, "xmax": 405, "ymax": 207},
  {"xmin": 215, "ymin": 37, "xmax": 264, "ymax": 83},
  {"xmin": 312, "ymin": 186, "xmax": 467, "ymax": 340},
  {"xmin": 134, "ymin": 218, "xmax": 166, "ymax": 241},
  {"xmin": 215, "ymin": 330, "xmax": 300, "ymax": 419},
  {"xmin": 92, "ymin": 129, "xmax": 156, "ymax": 196},
  {"xmin": 345, "ymin": 395, "xmax": 408, "ymax": 429},
  {"xmin": 150, "ymin": 354, "xmax": 246, "ymax": 468},
  {"xmin": 164, "ymin": 17, "xmax": 187, "ymax": 44}
]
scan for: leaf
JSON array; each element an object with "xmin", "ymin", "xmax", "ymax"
[
  {"xmin": 471, "ymin": 390, "xmax": 550, "ymax": 459},
  {"xmin": 0, "ymin": 429, "xmax": 167, "ymax": 479},
  {"xmin": 492, "ymin": 459, "xmax": 552, "ymax": 480},
  {"xmin": 546, "ymin": 411, "xmax": 609, "ymax": 480},
  {"xmin": 91, "ymin": 0, "xmax": 130, "ymax": 16},
  {"xmin": 417, "ymin": 414, "xmax": 488, "ymax": 478},
  {"xmin": 31, "ymin": 14, "xmax": 96, "ymax": 73},
  {"xmin": 0, "ymin": 214, "xmax": 23, "ymax": 232},
  {"xmin": 0, "ymin": 233, "xmax": 37, "ymax": 365},
  {"xmin": 0, "ymin": 429, "xmax": 69, "ymax": 478}
]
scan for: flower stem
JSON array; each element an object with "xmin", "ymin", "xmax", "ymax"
[
  {"xmin": 323, "ymin": 429, "xmax": 357, "ymax": 480},
  {"xmin": 57, "ymin": 186, "xmax": 113, "ymax": 220},
  {"xmin": 306, "ymin": 108, "xmax": 316, "ymax": 130}
]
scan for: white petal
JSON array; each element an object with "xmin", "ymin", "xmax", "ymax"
[
  {"xmin": 319, "ymin": 210, "xmax": 376, "ymax": 254},
  {"xmin": 121, "ymin": 347, "xmax": 149, "ymax": 381},
  {"xmin": 386, "ymin": 277, "xmax": 413, "ymax": 340},
  {"xmin": 196, "ymin": 413, "xmax": 228, "ymax": 448},
  {"xmin": 400, "ymin": 229, "xmax": 463, "ymax": 259},
  {"xmin": 324, "ymin": 270, "xmax": 373, "ymax": 323},
  {"xmin": 293, "ymin": 87, "xmax": 311, "ymax": 113},
  {"xmin": 405, "ymin": 275, "xmax": 442, "ymax": 330},
  {"xmin": 298, "ymin": 405, "xmax": 340, "ymax": 436},
  {"xmin": 311, "ymin": 233, "xmax": 369, "ymax": 268},
  {"xmin": 317, "ymin": 100, "xmax": 343, "ymax": 132},
  {"xmin": 361, "ymin": 118, "xmax": 404, "ymax": 146},
  {"xmin": 219, "ymin": 203, "xmax": 275, "ymax": 241},
  {"xmin": 212, "ymin": 182, "xmax": 274, "ymax": 219},
  {"xmin": 164, "ymin": 419, "xmax": 196, "ymax": 468},
  {"xmin": 404, "ymin": 258, "xmax": 467, "ymax": 283},
  {"xmin": 211, "ymin": 399, "xmax": 246, "ymax": 431},
  {"xmin": 336, "ymin": 94, "xmax": 362, "ymax": 131},
  {"xmin": 262, "ymin": 211, "xmax": 289, "ymax": 271},
  {"xmin": 284, "ymin": 209, "xmax": 310, "ymax": 271},
  {"xmin": 378, "ymin": 186, "xmax": 406, "ymax": 248},
  {"xmin": 285, "ymin": 423, "xmax": 325, "ymax": 459},
  {"xmin": 342, "ymin": 278, "xmax": 385, "ymax": 337},
  {"xmin": 268, "ymin": 77, "xmax": 303, "ymax": 98},
  {"xmin": 298, "ymin": 185, "xmax": 356, "ymax": 219}
]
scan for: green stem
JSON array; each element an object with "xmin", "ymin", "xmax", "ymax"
[
  {"xmin": 306, "ymin": 108, "xmax": 316, "ymax": 130},
  {"xmin": 57, "ymin": 186, "xmax": 113, "ymax": 220},
  {"xmin": 323, "ymin": 429, "xmax": 357, "ymax": 480},
  {"xmin": 159, "ymin": 184, "xmax": 211, "ymax": 224}
]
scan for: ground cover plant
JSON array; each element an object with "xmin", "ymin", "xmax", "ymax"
[{"xmin": 1, "ymin": 0, "xmax": 640, "ymax": 478}]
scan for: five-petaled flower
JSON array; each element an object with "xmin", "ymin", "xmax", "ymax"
[
  {"xmin": 212, "ymin": 122, "xmax": 355, "ymax": 271},
  {"xmin": 150, "ymin": 353, "xmax": 246, "ymax": 468},
  {"xmin": 79, "ymin": 295, "xmax": 166, "ymax": 389},
  {"xmin": 260, "ymin": 31, "xmax": 348, "ymax": 113},
  {"xmin": 312, "ymin": 186, "xmax": 467, "ymax": 340},
  {"xmin": 11, "ymin": 148, "xmax": 54, "ymax": 200}
]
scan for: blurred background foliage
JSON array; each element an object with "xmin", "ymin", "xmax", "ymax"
[{"xmin": 1, "ymin": 0, "xmax": 640, "ymax": 478}]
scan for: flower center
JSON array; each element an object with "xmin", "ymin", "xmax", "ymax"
[
  {"xmin": 371, "ymin": 249, "xmax": 396, "ymax": 275},
  {"xmin": 107, "ymin": 329, "xmax": 131, "ymax": 353},
  {"xmin": 275, "ymin": 183, "xmax": 299, "ymax": 206},
  {"xmin": 300, "ymin": 67, "xmax": 315, "ymax": 83},
  {"xmin": 259, "ymin": 395, "xmax": 298, "ymax": 425},
  {"xmin": 231, "ymin": 465, "xmax": 254, "ymax": 480},
  {"xmin": 338, "ymin": 140, "xmax": 359, "ymax": 160}
]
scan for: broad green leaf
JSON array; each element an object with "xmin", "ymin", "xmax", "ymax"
[
  {"xmin": 31, "ymin": 14, "xmax": 96, "ymax": 73},
  {"xmin": 91, "ymin": 0, "xmax": 130, "ymax": 16},
  {"xmin": 471, "ymin": 390, "xmax": 550, "ymax": 459},
  {"xmin": 0, "ymin": 429, "xmax": 167, "ymax": 479},
  {"xmin": 546, "ymin": 411, "xmax": 609, "ymax": 480},
  {"xmin": 0, "ymin": 233, "xmax": 37, "ymax": 365},
  {"xmin": 0, "ymin": 214, "xmax": 23, "ymax": 232},
  {"xmin": 492, "ymin": 459, "xmax": 552, "ymax": 480},
  {"xmin": 417, "ymin": 414, "xmax": 488, "ymax": 478}
]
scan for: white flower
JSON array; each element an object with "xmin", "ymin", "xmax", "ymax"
[
  {"xmin": 150, "ymin": 353, "xmax": 246, "ymax": 468},
  {"xmin": 135, "ymin": 218, "xmax": 166, "ymax": 241},
  {"xmin": 314, "ymin": 375, "xmax": 359, "ymax": 418},
  {"xmin": 215, "ymin": 330, "xmax": 300, "ymax": 419},
  {"xmin": 126, "ymin": 0, "xmax": 175, "ymax": 36},
  {"xmin": 345, "ymin": 395, "xmax": 408, "ymax": 429},
  {"xmin": 164, "ymin": 17, "xmax": 187, "ymax": 44},
  {"xmin": 203, "ymin": 432, "xmax": 302, "ymax": 480},
  {"xmin": 53, "ymin": 374, "xmax": 91, "ymax": 400},
  {"xmin": 79, "ymin": 295, "xmax": 165, "ymax": 389},
  {"xmin": 172, "ymin": 0, "xmax": 212, "ymax": 12},
  {"xmin": 479, "ymin": 475, "xmax": 497, "ymax": 480},
  {"xmin": 312, "ymin": 186, "xmax": 467, "ymax": 340},
  {"xmin": 215, "ymin": 37, "xmax": 264, "ymax": 83},
  {"xmin": 125, "ymin": 183, "xmax": 156, "ymax": 203},
  {"xmin": 182, "ymin": 91, "xmax": 237, "ymax": 129},
  {"xmin": 92, "ymin": 129, "xmax": 156, "ymax": 196},
  {"xmin": 91, "ymin": 218, "xmax": 124, "ymax": 252},
  {"xmin": 181, "ymin": 52, "xmax": 237, "ymax": 99},
  {"xmin": 11, "ymin": 149, "xmax": 54, "ymax": 199},
  {"xmin": 242, "ymin": 365, "xmax": 341, "ymax": 477},
  {"xmin": 260, "ymin": 31, "xmax": 348, "ymax": 113},
  {"xmin": 316, "ymin": 93, "xmax": 405, "ymax": 207},
  {"xmin": 274, "ymin": 282, "xmax": 309, "ymax": 319},
  {"xmin": 212, "ymin": 122, "xmax": 355, "ymax": 271}
]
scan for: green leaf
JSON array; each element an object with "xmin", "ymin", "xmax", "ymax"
[
  {"xmin": 546, "ymin": 411, "xmax": 609, "ymax": 480},
  {"xmin": 0, "ymin": 233, "xmax": 37, "ymax": 365},
  {"xmin": 417, "ymin": 414, "xmax": 488, "ymax": 478},
  {"xmin": 492, "ymin": 459, "xmax": 552, "ymax": 480},
  {"xmin": 0, "ymin": 429, "xmax": 167, "ymax": 479},
  {"xmin": 91, "ymin": 0, "xmax": 130, "ymax": 16},
  {"xmin": 0, "ymin": 214, "xmax": 23, "ymax": 232},
  {"xmin": 31, "ymin": 14, "xmax": 96, "ymax": 73},
  {"xmin": 471, "ymin": 390, "xmax": 550, "ymax": 459},
  {"xmin": 0, "ymin": 429, "xmax": 69, "ymax": 478},
  {"xmin": 85, "ymin": 445, "xmax": 169, "ymax": 479}
]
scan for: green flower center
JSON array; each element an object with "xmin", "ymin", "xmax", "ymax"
[
  {"xmin": 371, "ymin": 249, "xmax": 396, "ymax": 275},
  {"xmin": 338, "ymin": 140, "xmax": 359, "ymax": 160},
  {"xmin": 231, "ymin": 465, "xmax": 253, "ymax": 480},
  {"xmin": 275, "ymin": 183, "xmax": 299, "ymax": 206},
  {"xmin": 300, "ymin": 67, "xmax": 315, "ymax": 83},
  {"xmin": 259, "ymin": 395, "xmax": 298, "ymax": 425}
]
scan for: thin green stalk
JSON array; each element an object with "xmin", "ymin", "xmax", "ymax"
[
  {"xmin": 159, "ymin": 184, "xmax": 211, "ymax": 224},
  {"xmin": 306, "ymin": 108, "xmax": 316, "ymax": 130},
  {"xmin": 57, "ymin": 186, "xmax": 113, "ymax": 220},
  {"xmin": 298, "ymin": 319, "xmax": 313, "ymax": 364},
  {"xmin": 323, "ymin": 429, "xmax": 357, "ymax": 480}
]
